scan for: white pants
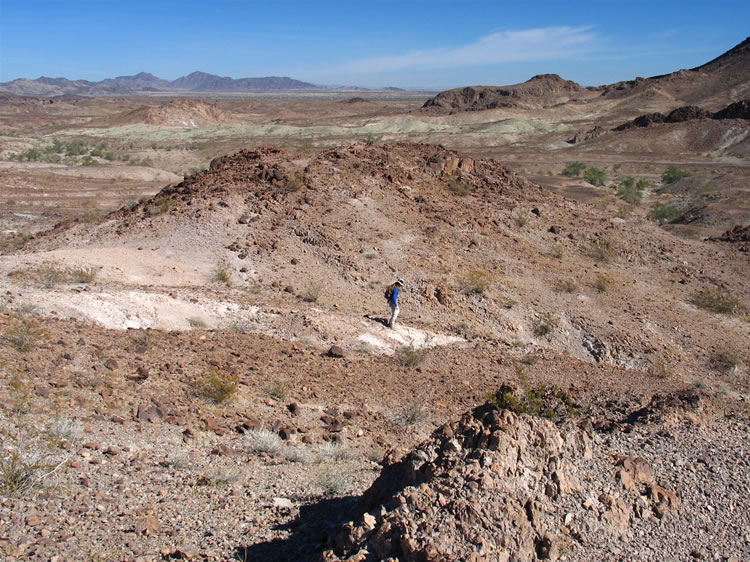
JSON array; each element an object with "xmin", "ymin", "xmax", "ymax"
[{"xmin": 389, "ymin": 304, "xmax": 399, "ymax": 327}]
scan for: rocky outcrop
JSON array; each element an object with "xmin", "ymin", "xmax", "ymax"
[
  {"xmin": 614, "ymin": 100, "xmax": 749, "ymax": 131},
  {"xmin": 325, "ymin": 402, "xmax": 678, "ymax": 561}
]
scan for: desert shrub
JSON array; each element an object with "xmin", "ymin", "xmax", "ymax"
[
  {"xmin": 662, "ymin": 166, "xmax": 691, "ymax": 184},
  {"xmin": 512, "ymin": 210, "xmax": 528, "ymax": 228},
  {"xmin": 189, "ymin": 141, "xmax": 207, "ymax": 150},
  {"xmin": 283, "ymin": 173, "xmax": 306, "ymax": 193},
  {"xmin": 560, "ymin": 278, "xmax": 577, "ymax": 293},
  {"xmin": 561, "ymin": 161, "xmax": 586, "ymax": 177},
  {"xmin": 187, "ymin": 317, "xmax": 208, "ymax": 329},
  {"xmin": 690, "ymin": 287, "xmax": 744, "ymax": 315},
  {"xmin": 317, "ymin": 441, "xmax": 353, "ymax": 462},
  {"xmin": 8, "ymin": 262, "xmax": 98, "ymax": 287},
  {"xmin": 9, "ymin": 374, "xmax": 32, "ymax": 413},
  {"xmin": 193, "ymin": 367, "xmax": 238, "ymax": 404},
  {"xmin": 64, "ymin": 140, "xmax": 89, "ymax": 156},
  {"xmin": 186, "ymin": 165, "xmax": 207, "ymax": 176},
  {"xmin": 445, "ymin": 177, "xmax": 472, "ymax": 196},
  {"xmin": 462, "ymin": 270, "xmax": 492, "ymax": 295},
  {"xmin": 198, "ymin": 465, "xmax": 242, "ymax": 486},
  {"xmin": 301, "ymin": 282, "xmax": 322, "ymax": 303},
  {"xmin": 315, "ymin": 468, "xmax": 350, "ymax": 497},
  {"xmin": 487, "ymin": 365, "xmax": 579, "ymax": 420},
  {"xmin": 244, "ymin": 428, "xmax": 282, "ymax": 455},
  {"xmin": 583, "ymin": 167, "xmax": 607, "ymax": 186},
  {"xmin": 67, "ymin": 265, "xmax": 98, "ymax": 284},
  {"xmin": 617, "ymin": 177, "xmax": 643, "ymax": 204},
  {"xmin": 648, "ymin": 203, "xmax": 681, "ymax": 224},
  {"xmin": 214, "ymin": 260, "xmax": 232, "ymax": 286},
  {"xmin": 363, "ymin": 133, "xmax": 379, "ymax": 146},
  {"xmin": 650, "ymin": 359, "xmax": 674, "ymax": 379},
  {"xmin": 50, "ymin": 419, "xmax": 84, "ymax": 443},
  {"xmin": 534, "ymin": 313, "xmax": 558, "ymax": 337},
  {"xmin": 79, "ymin": 155, "xmax": 99, "ymax": 167},
  {"xmin": 594, "ymin": 273, "xmax": 611, "ymax": 293},
  {"xmin": 396, "ymin": 345, "xmax": 425, "ymax": 368},
  {"xmin": 709, "ymin": 349, "xmax": 739, "ymax": 373},
  {"xmin": 265, "ymin": 380, "xmax": 288, "ymax": 401},
  {"xmin": 587, "ymin": 237, "xmax": 615, "ymax": 262},
  {"xmin": 282, "ymin": 445, "xmax": 315, "ymax": 464},
  {"xmin": 0, "ymin": 451, "xmax": 49, "ymax": 497},
  {"xmin": 146, "ymin": 198, "xmax": 170, "ymax": 216},
  {"xmin": 550, "ymin": 243, "xmax": 564, "ymax": 259},
  {"xmin": 4, "ymin": 319, "xmax": 42, "ymax": 352},
  {"xmin": 164, "ymin": 452, "xmax": 190, "ymax": 471},
  {"xmin": 128, "ymin": 157, "xmax": 154, "ymax": 167},
  {"xmin": 393, "ymin": 402, "xmax": 428, "ymax": 426}
]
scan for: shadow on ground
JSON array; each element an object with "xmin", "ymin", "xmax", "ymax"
[{"xmin": 235, "ymin": 496, "xmax": 359, "ymax": 561}]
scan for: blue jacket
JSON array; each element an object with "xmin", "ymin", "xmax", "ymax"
[{"xmin": 390, "ymin": 286, "xmax": 399, "ymax": 307}]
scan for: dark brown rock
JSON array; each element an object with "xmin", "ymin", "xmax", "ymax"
[{"xmin": 327, "ymin": 345, "xmax": 345, "ymax": 358}]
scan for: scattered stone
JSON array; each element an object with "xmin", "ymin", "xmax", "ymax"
[{"xmin": 327, "ymin": 345, "xmax": 345, "ymax": 358}]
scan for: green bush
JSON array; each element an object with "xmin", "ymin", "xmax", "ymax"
[
  {"xmin": 486, "ymin": 365, "xmax": 579, "ymax": 420},
  {"xmin": 561, "ymin": 162, "xmax": 586, "ymax": 177},
  {"xmin": 648, "ymin": 203, "xmax": 681, "ymax": 224},
  {"xmin": 194, "ymin": 367, "xmax": 238, "ymax": 404},
  {"xmin": 662, "ymin": 166, "xmax": 691, "ymax": 184},
  {"xmin": 583, "ymin": 167, "xmax": 607, "ymax": 186}
]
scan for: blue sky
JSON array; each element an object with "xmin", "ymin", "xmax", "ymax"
[{"xmin": 0, "ymin": 0, "xmax": 747, "ymax": 90}]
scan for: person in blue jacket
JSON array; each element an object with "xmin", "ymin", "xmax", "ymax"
[{"xmin": 386, "ymin": 278, "xmax": 404, "ymax": 329}]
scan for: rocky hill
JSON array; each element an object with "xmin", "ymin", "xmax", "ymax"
[
  {"xmin": 421, "ymin": 74, "xmax": 596, "ymax": 113},
  {"xmin": 421, "ymin": 37, "xmax": 750, "ymax": 115},
  {"xmin": 89, "ymin": 98, "xmax": 234, "ymax": 128}
]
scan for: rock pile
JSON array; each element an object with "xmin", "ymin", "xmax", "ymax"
[{"xmin": 324, "ymin": 402, "xmax": 678, "ymax": 561}]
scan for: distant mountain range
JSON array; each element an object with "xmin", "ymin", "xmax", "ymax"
[{"xmin": 0, "ymin": 71, "xmax": 321, "ymax": 96}]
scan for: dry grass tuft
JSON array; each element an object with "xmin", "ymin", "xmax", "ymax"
[{"xmin": 193, "ymin": 367, "xmax": 238, "ymax": 404}]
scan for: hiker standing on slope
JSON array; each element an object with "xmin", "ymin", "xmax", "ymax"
[{"xmin": 385, "ymin": 278, "xmax": 404, "ymax": 329}]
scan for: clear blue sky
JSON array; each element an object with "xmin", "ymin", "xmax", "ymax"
[{"xmin": 0, "ymin": 0, "xmax": 747, "ymax": 90}]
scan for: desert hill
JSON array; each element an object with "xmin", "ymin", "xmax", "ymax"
[
  {"xmin": 421, "ymin": 74, "xmax": 596, "ymax": 113},
  {"xmin": 22, "ymin": 142, "xmax": 750, "ymax": 380},
  {"xmin": 88, "ymin": 98, "xmax": 234, "ymax": 128},
  {"xmin": 2, "ymin": 142, "xmax": 750, "ymax": 559}
]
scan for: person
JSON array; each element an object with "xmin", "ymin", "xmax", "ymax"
[{"xmin": 386, "ymin": 278, "xmax": 404, "ymax": 329}]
